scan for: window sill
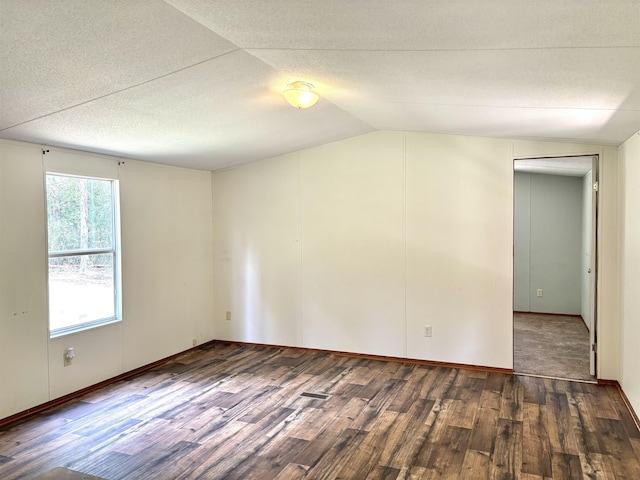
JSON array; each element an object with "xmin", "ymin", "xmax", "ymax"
[{"xmin": 50, "ymin": 317, "xmax": 122, "ymax": 339}]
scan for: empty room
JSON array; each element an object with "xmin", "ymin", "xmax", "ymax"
[{"xmin": 0, "ymin": 1, "xmax": 639, "ymax": 479}]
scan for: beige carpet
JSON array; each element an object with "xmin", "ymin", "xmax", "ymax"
[
  {"xmin": 34, "ymin": 467, "xmax": 105, "ymax": 479},
  {"xmin": 513, "ymin": 312, "xmax": 593, "ymax": 381}
]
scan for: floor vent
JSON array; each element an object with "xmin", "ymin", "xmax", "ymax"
[{"xmin": 300, "ymin": 392, "xmax": 330, "ymax": 400}]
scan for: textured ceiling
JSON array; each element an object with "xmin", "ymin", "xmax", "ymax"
[{"xmin": 1, "ymin": 0, "xmax": 639, "ymax": 170}]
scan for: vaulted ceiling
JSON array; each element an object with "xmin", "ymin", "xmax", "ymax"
[{"xmin": 1, "ymin": 1, "xmax": 639, "ymax": 170}]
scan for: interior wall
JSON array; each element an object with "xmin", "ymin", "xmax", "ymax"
[
  {"xmin": 214, "ymin": 131, "xmax": 514, "ymax": 369},
  {"xmin": 513, "ymin": 172, "xmax": 583, "ymax": 315},
  {"xmin": 513, "ymin": 173, "xmax": 532, "ymax": 311},
  {"xmin": 0, "ymin": 140, "xmax": 215, "ymax": 419},
  {"xmin": 0, "ymin": 142, "xmax": 50, "ymax": 416},
  {"xmin": 214, "ymin": 134, "xmax": 619, "ymax": 377},
  {"xmin": 118, "ymin": 160, "xmax": 215, "ymax": 371},
  {"xmin": 213, "ymin": 153, "xmax": 301, "ymax": 347},
  {"xmin": 598, "ymin": 147, "xmax": 619, "ymax": 381},
  {"xmin": 0, "ymin": 132, "xmax": 623, "ymax": 419},
  {"xmin": 581, "ymin": 170, "xmax": 593, "ymax": 329},
  {"xmin": 405, "ymin": 134, "xmax": 513, "ymax": 367},
  {"xmin": 618, "ymin": 130, "xmax": 640, "ymax": 419},
  {"xmin": 301, "ymin": 133, "xmax": 407, "ymax": 356}
]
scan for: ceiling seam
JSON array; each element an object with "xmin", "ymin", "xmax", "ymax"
[
  {"xmin": 0, "ymin": 48, "xmax": 242, "ymax": 133},
  {"xmin": 365, "ymin": 102, "xmax": 640, "ymax": 111},
  {"xmin": 245, "ymin": 46, "xmax": 640, "ymax": 52},
  {"xmin": 152, "ymin": 2, "xmax": 377, "ymax": 136}
]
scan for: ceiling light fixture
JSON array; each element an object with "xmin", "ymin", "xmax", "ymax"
[{"xmin": 283, "ymin": 81, "xmax": 319, "ymax": 109}]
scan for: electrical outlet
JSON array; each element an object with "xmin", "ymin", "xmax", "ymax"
[
  {"xmin": 63, "ymin": 347, "xmax": 74, "ymax": 367},
  {"xmin": 225, "ymin": 311, "xmax": 231, "ymax": 321},
  {"xmin": 537, "ymin": 289, "xmax": 543, "ymax": 297},
  {"xmin": 424, "ymin": 325, "xmax": 432, "ymax": 337},
  {"xmin": 192, "ymin": 338, "xmax": 198, "ymax": 347}
]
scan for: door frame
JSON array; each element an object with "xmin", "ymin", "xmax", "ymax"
[
  {"xmin": 512, "ymin": 153, "xmax": 600, "ymax": 379},
  {"xmin": 590, "ymin": 155, "xmax": 599, "ymax": 376}
]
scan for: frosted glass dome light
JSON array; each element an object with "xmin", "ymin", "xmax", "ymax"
[{"xmin": 283, "ymin": 81, "xmax": 319, "ymax": 109}]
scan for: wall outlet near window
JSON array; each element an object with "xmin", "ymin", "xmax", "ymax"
[
  {"xmin": 63, "ymin": 347, "xmax": 75, "ymax": 367},
  {"xmin": 424, "ymin": 325, "xmax": 432, "ymax": 337},
  {"xmin": 537, "ymin": 289, "xmax": 543, "ymax": 297},
  {"xmin": 226, "ymin": 311, "xmax": 232, "ymax": 321}
]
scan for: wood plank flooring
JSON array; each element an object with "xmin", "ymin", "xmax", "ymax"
[{"xmin": 1, "ymin": 342, "xmax": 639, "ymax": 479}]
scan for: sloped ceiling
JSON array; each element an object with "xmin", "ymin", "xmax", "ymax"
[{"xmin": 1, "ymin": 0, "xmax": 639, "ymax": 170}]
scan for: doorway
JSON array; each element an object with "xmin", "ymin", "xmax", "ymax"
[{"xmin": 513, "ymin": 155, "xmax": 598, "ymax": 381}]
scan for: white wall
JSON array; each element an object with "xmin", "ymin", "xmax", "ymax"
[
  {"xmin": 119, "ymin": 160, "xmax": 214, "ymax": 371},
  {"xmin": 513, "ymin": 172, "xmax": 583, "ymax": 315},
  {"xmin": 618, "ymin": 130, "xmax": 640, "ymax": 419},
  {"xmin": 405, "ymin": 134, "xmax": 513, "ymax": 367},
  {"xmin": 0, "ymin": 142, "xmax": 50, "ymax": 416},
  {"xmin": 598, "ymin": 148, "xmax": 619, "ymax": 381},
  {"xmin": 213, "ymin": 133, "xmax": 409, "ymax": 358},
  {"xmin": 214, "ymin": 134, "xmax": 619, "ymax": 376},
  {"xmin": 214, "ymin": 132, "xmax": 514, "ymax": 368},
  {"xmin": 213, "ymin": 153, "xmax": 301, "ymax": 347},
  {"xmin": 0, "ymin": 140, "xmax": 214, "ymax": 419},
  {"xmin": 1, "ymin": 131, "xmax": 624, "ymax": 419},
  {"xmin": 581, "ymin": 170, "xmax": 592, "ymax": 329},
  {"xmin": 302, "ymin": 133, "xmax": 406, "ymax": 357}
]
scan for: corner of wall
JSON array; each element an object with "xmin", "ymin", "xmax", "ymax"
[{"xmin": 617, "ymin": 131, "xmax": 640, "ymax": 417}]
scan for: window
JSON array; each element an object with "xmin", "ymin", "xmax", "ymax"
[{"xmin": 46, "ymin": 173, "xmax": 121, "ymax": 337}]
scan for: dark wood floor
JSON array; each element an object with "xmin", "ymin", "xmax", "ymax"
[{"xmin": 1, "ymin": 343, "xmax": 639, "ymax": 479}]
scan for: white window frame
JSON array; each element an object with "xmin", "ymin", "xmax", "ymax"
[{"xmin": 46, "ymin": 172, "xmax": 122, "ymax": 338}]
